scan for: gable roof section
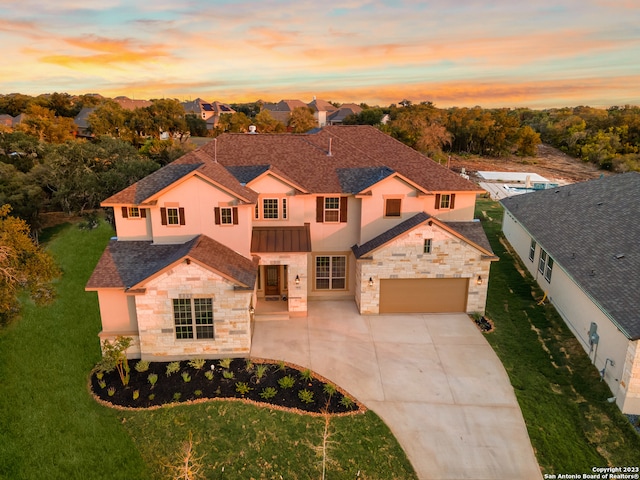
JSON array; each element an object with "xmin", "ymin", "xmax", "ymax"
[
  {"xmin": 102, "ymin": 148, "xmax": 258, "ymax": 206},
  {"xmin": 86, "ymin": 235, "xmax": 257, "ymax": 291},
  {"xmin": 500, "ymin": 172, "xmax": 640, "ymax": 339},
  {"xmin": 352, "ymin": 212, "xmax": 495, "ymax": 259}
]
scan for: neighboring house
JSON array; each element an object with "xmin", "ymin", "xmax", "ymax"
[
  {"xmin": 0, "ymin": 114, "xmax": 13, "ymax": 128},
  {"xmin": 113, "ymin": 96, "xmax": 152, "ymax": 110},
  {"xmin": 74, "ymin": 107, "xmax": 95, "ymax": 138},
  {"xmin": 86, "ymin": 125, "xmax": 495, "ymax": 361},
  {"xmin": 182, "ymin": 98, "xmax": 235, "ymax": 130},
  {"xmin": 307, "ymin": 98, "xmax": 337, "ymax": 127},
  {"xmin": 262, "ymin": 99, "xmax": 309, "ymax": 125},
  {"xmin": 500, "ymin": 173, "xmax": 640, "ymax": 414},
  {"xmin": 327, "ymin": 103, "xmax": 363, "ymax": 125}
]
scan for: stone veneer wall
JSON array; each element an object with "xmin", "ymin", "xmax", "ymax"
[
  {"xmin": 258, "ymin": 252, "xmax": 308, "ymax": 316},
  {"xmin": 356, "ymin": 224, "xmax": 491, "ymax": 315},
  {"xmin": 134, "ymin": 262, "xmax": 253, "ymax": 361},
  {"xmin": 619, "ymin": 340, "xmax": 640, "ymax": 414}
]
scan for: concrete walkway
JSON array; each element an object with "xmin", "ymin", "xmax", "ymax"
[{"xmin": 251, "ymin": 300, "xmax": 542, "ymax": 480}]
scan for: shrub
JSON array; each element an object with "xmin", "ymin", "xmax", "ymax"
[
  {"xmin": 98, "ymin": 380, "xmax": 106, "ymax": 389},
  {"xmin": 95, "ymin": 371, "xmax": 104, "ymax": 380},
  {"xmin": 204, "ymin": 371, "xmax": 214, "ymax": 381},
  {"xmin": 134, "ymin": 360, "xmax": 150, "ymax": 373},
  {"xmin": 187, "ymin": 358, "xmax": 206, "ymax": 370},
  {"xmin": 300, "ymin": 368, "xmax": 313, "ymax": 382},
  {"xmin": 278, "ymin": 375, "xmax": 296, "ymax": 389},
  {"xmin": 340, "ymin": 396, "xmax": 354, "ymax": 409},
  {"xmin": 148, "ymin": 373, "xmax": 158, "ymax": 387},
  {"xmin": 107, "ymin": 387, "xmax": 116, "ymax": 397},
  {"xmin": 218, "ymin": 358, "xmax": 232, "ymax": 369},
  {"xmin": 323, "ymin": 382, "xmax": 337, "ymax": 397},
  {"xmin": 222, "ymin": 370, "xmax": 235, "ymax": 380},
  {"xmin": 259, "ymin": 387, "xmax": 278, "ymax": 399},
  {"xmin": 166, "ymin": 361, "xmax": 181, "ymax": 377},
  {"xmin": 254, "ymin": 364, "xmax": 269, "ymax": 383},
  {"xmin": 172, "ymin": 392, "xmax": 182, "ymax": 402},
  {"xmin": 298, "ymin": 389, "xmax": 314, "ymax": 404},
  {"xmin": 194, "ymin": 390, "xmax": 202, "ymax": 397},
  {"xmin": 181, "ymin": 371, "xmax": 191, "ymax": 383},
  {"xmin": 96, "ymin": 336, "xmax": 132, "ymax": 386},
  {"xmin": 132, "ymin": 390, "xmax": 140, "ymax": 400},
  {"xmin": 235, "ymin": 382, "xmax": 251, "ymax": 395},
  {"xmin": 277, "ymin": 360, "xmax": 287, "ymax": 371},
  {"xmin": 245, "ymin": 359, "xmax": 254, "ymax": 372},
  {"xmin": 148, "ymin": 393, "xmax": 155, "ymax": 401}
]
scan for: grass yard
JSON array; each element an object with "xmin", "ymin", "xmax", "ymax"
[
  {"xmin": 477, "ymin": 197, "xmax": 640, "ymax": 474},
  {"xmin": 0, "ymin": 219, "xmax": 416, "ymax": 480}
]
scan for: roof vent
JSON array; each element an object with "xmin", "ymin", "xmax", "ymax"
[
  {"xmin": 597, "ymin": 201, "xmax": 603, "ymax": 206},
  {"xmin": 327, "ymin": 138, "xmax": 333, "ymax": 156},
  {"xmin": 589, "ymin": 269, "xmax": 596, "ymax": 276},
  {"xmin": 615, "ymin": 253, "xmax": 625, "ymax": 260},
  {"xmin": 248, "ymin": 125, "xmax": 257, "ymax": 134}
]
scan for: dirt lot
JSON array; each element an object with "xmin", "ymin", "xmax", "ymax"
[{"xmin": 448, "ymin": 144, "xmax": 604, "ymax": 184}]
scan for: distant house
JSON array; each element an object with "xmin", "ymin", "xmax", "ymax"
[
  {"xmin": 74, "ymin": 107, "xmax": 95, "ymax": 138},
  {"xmin": 113, "ymin": 96, "xmax": 152, "ymax": 110},
  {"xmin": 328, "ymin": 103, "xmax": 363, "ymax": 125},
  {"xmin": 307, "ymin": 98, "xmax": 337, "ymax": 127},
  {"xmin": 86, "ymin": 125, "xmax": 495, "ymax": 361},
  {"xmin": 182, "ymin": 98, "xmax": 235, "ymax": 131},
  {"xmin": 500, "ymin": 173, "xmax": 640, "ymax": 414},
  {"xmin": 262, "ymin": 99, "xmax": 310, "ymax": 125},
  {"xmin": 0, "ymin": 114, "xmax": 13, "ymax": 128}
]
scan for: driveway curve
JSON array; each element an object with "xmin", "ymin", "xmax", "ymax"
[{"xmin": 251, "ymin": 300, "xmax": 541, "ymax": 480}]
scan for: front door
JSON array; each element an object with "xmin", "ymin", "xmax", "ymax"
[{"xmin": 265, "ymin": 266, "xmax": 280, "ymax": 296}]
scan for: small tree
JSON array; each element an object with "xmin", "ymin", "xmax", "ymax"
[
  {"xmin": 96, "ymin": 336, "xmax": 133, "ymax": 386},
  {"xmin": 288, "ymin": 107, "xmax": 317, "ymax": 133}
]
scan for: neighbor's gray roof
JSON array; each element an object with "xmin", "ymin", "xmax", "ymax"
[
  {"xmin": 86, "ymin": 235, "xmax": 257, "ymax": 290},
  {"xmin": 500, "ymin": 172, "xmax": 640, "ymax": 339},
  {"xmin": 352, "ymin": 212, "xmax": 495, "ymax": 259}
]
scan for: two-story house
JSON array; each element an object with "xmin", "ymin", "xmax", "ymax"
[{"xmin": 86, "ymin": 126, "xmax": 496, "ymax": 360}]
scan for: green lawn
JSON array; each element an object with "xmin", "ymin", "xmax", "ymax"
[
  {"xmin": 477, "ymin": 197, "xmax": 640, "ymax": 474},
  {"xmin": 0, "ymin": 220, "xmax": 416, "ymax": 480}
]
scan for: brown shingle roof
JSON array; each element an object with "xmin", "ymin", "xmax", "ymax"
[{"xmin": 85, "ymin": 235, "xmax": 257, "ymax": 291}]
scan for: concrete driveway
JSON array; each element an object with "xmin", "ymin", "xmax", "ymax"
[{"xmin": 250, "ymin": 300, "xmax": 541, "ymax": 480}]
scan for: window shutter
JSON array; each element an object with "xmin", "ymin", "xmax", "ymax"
[
  {"xmin": 179, "ymin": 207, "xmax": 186, "ymax": 225},
  {"xmin": 339, "ymin": 196, "xmax": 348, "ymax": 223},
  {"xmin": 140, "ymin": 208, "xmax": 146, "ymax": 218},
  {"xmin": 316, "ymin": 196, "xmax": 324, "ymax": 223},
  {"xmin": 121, "ymin": 206, "xmax": 128, "ymax": 218},
  {"xmin": 450, "ymin": 193, "xmax": 456, "ymax": 209},
  {"xmin": 434, "ymin": 194, "xmax": 441, "ymax": 210},
  {"xmin": 214, "ymin": 207, "xmax": 221, "ymax": 225},
  {"xmin": 161, "ymin": 207, "xmax": 167, "ymax": 225},
  {"xmin": 232, "ymin": 207, "xmax": 239, "ymax": 225}
]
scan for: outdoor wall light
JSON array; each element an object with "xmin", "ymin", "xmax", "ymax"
[
  {"xmin": 248, "ymin": 306, "xmax": 255, "ymax": 315},
  {"xmin": 295, "ymin": 275, "xmax": 300, "ymax": 285},
  {"xmin": 368, "ymin": 277, "xmax": 374, "ymax": 287},
  {"xmin": 476, "ymin": 275, "xmax": 483, "ymax": 285}
]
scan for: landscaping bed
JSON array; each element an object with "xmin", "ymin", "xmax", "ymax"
[{"xmin": 91, "ymin": 357, "xmax": 363, "ymax": 415}]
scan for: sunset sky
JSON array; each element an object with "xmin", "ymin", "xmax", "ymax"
[{"xmin": 1, "ymin": 0, "xmax": 639, "ymax": 109}]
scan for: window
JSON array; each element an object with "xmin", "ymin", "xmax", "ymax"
[
  {"xmin": 324, "ymin": 197, "xmax": 340, "ymax": 222},
  {"xmin": 173, "ymin": 298, "xmax": 214, "ymax": 339},
  {"xmin": 538, "ymin": 249, "xmax": 553, "ymax": 282},
  {"xmin": 529, "ymin": 239, "xmax": 536, "ymax": 262},
  {"xmin": 161, "ymin": 207, "xmax": 185, "ymax": 226},
  {"xmin": 434, "ymin": 193, "xmax": 456, "ymax": 210},
  {"xmin": 121, "ymin": 206, "xmax": 146, "ymax": 219},
  {"xmin": 263, "ymin": 198, "xmax": 279, "ymax": 219},
  {"xmin": 316, "ymin": 196, "xmax": 347, "ymax": 223},
  {"xmin": 282, "ymin": 198, "xmax": 287, "ymax": 220},
  {"xmin": 215, "ymin": 206, "xmax": 238, "ymax": 225},
  {"xmin": 424, "ymin": 238, "xmax": 432, "ymax": 253},
  {"xmin": 385, "ymin": 198, "xmax": 401, "ymax": 217},
  {"xmin": 315, "ymin": 255, "xmax": 346, "ymax": 290}
]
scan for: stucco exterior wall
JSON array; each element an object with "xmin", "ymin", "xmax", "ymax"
[
  {"xmin": 356, "ymin": 223, "xmax": 491, "ymax": 315},
  {"xmin": 427, "ymin": 192, "xmax": 477, "ymax": 222},
  {"xmin": 150, "ymin": 176, "xmax": 253, "ymax": 256},
  {"xmin": 306, "ymin": 196, "xmax": 361, "ymax": 252},
  {"xmin": 96, "ymin": 290, "xmax": 139, "ymax": 333},
  {"xmin": 114, "ymin": 210, "xmax": 152, "ymax": 240},
  {"xmin": 134, "ymin": 262, "xmax": 253, "ymax": 361},
  {"xmin": 502, "ymin": 210, "xmax": 639, "ymax": 414}
]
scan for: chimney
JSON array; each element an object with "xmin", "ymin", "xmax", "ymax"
[
  {"xmin": 248, "ymin": 125, "xmax": 257, "ymax": 134},
  {"xmin": 328, "ymin": 138, "xmax": 333, "ymax": 156}
]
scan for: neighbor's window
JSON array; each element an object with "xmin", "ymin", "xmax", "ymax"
[
  {"xmin": 324, "ymin": 197, "xmax": 340, "ymax": 222},
  {"xmin": 424, "ymin": 238, "xmax": 432, "ymax": 254},
  {"xmin": 385, "ymin": 198, "xmax": 401, "ymax": 217},
  {"xmin": 440, "ymin": 194, "xmax": 451, "ymax": 209},
  {"xmin": 538, "ymin": 249, "xmax": 553, "ymax": 282},
  {"xmin": 315, "ymin": 255, "xmax": 346, "ymax": 290},
  {"xmin": 173, "ymin": 298, "xmax": 214, "ymax": 339},
  {"xmin": 263, "ymin": 198, "xmax": 279, "ymax": 219},
  {"xmin": 529, "ymin": 239, "xmax": 536, "ymax": 262}
]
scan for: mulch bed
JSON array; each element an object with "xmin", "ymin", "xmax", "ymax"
[{"xmin": 90, "ymin": 358, "xmax": 364, "ymax": 416}]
